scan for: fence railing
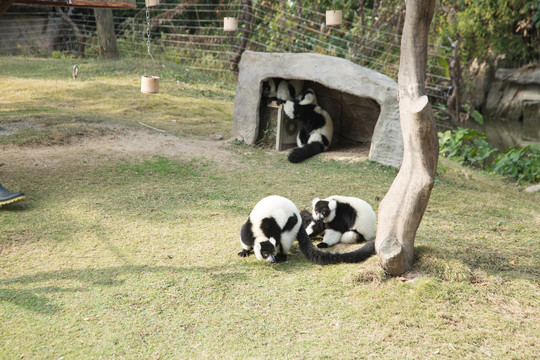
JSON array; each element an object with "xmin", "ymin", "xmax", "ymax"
[{"xmin": 0, "ymin": 0, "xmax": 453, "ymax": 124}]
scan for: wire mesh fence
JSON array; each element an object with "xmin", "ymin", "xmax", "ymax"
[{"xmin": 0, "ymin": 0, "xmax": 453, "ymax": 124}]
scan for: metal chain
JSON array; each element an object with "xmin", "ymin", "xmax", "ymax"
[{"xmin": 146, "ymin": 6, "xmax": 151, "ymax": 56}]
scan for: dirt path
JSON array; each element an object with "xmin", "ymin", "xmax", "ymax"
[
  {"xmin": 1, "ymin": 130, "xmax": 236, "ymax": 171},
  {"xmin": 1, "ymin": 128, "xmax": 370, "ymax": 172}
]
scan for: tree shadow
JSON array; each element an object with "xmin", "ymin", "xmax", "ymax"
[
  {"xmin": 0, "ymin": 286, "xmax": 87, "ymax": 314},
  {"xmin": 0, "ymin": 264, "xmax": 248, "ymax": 314},
  {"xmin": 412, "ymin": 244, "xmax": 539, "ymax": 283}
]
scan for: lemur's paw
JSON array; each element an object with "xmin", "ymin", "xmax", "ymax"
[
  {"xmin": 238, "ymin": 249, "xmax": 251, "ymax": 257},
  {"xmin": 317, "ymin": 242, "xmax": 329, "ymax": 249}
]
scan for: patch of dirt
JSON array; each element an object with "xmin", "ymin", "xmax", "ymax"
[
  {"xmin": 274, "ymin": 142, "xmax": 371, "ymax": 162},
  {"xmin": 394, "ymin": 270, "xmax": 425, "ymax": 283},
  {"xmin": 1, "ymin": 128, "xmax": 372, "ymax": 172},
  {"xmin": 322, "ymin": 142, "xmax": 371, "ymax": 162},
  {"xmin": 1, "ymin": 129, "xmax": 237, "ymax": 171},
  {"xmin": 0, "ymin": 120, "xmax": 45, "ymax": 135}
]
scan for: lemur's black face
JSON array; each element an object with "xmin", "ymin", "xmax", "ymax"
[
  {"xmin": 295, "ymin": 88, "xmax": 315, "ymax": 103},
  {"xmin": 262, "ymin": 81, "xmax": 271, "ymax": 97},
  {"xmin": 313, "ymin": 200, "xmax": 331, "ymax": 221},
  {"xmin": 254, "ymin": 239, "xmax": 277, "ymax": 263}
]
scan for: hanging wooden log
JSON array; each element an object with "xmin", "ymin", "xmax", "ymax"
[
  {"xmin": 141, "ymin": 75, "xmax": 159, "ymax": 94},
  {"xmin": 55, "ymin": 6, "xmax": 85, "ymax": 58},
  {"xmin": 224, "ymin": 17, "xmax": 238, "ymax": 32},
  {"xmin": 145, "ymin": 0, "xmax": 159, "ymax": 7},
  {"xmin": 326, "ymin": 10, "xmax": 343, "ymax": 26}
]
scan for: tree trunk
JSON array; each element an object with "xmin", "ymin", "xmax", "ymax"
[
  {"xmin": 94, "ymin": 8, "xmax": 118, "ymax": 59},
  {"xmin": 230, "ymin": 0, "xmax": 253, "ymax": 79},
  {"xmin": 375, "ymin": 0, "xmax": 439, "ymax": 276},
  {"xmin": 446, "ymin": 37, "xmax": 461, "ymax": 124}
]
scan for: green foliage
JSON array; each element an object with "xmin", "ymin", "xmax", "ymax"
[
  {"xmin": 492, "ymin": 145, "xmax": 540, "ymax": 184},
  {"xmin": 469, "ymin": 109, "xmax": 484, "ymax": 125},
  {"xmin": 439, "ymin": 127, "xmax": 540, "ymax": 184},
  {"xmin": 438, "ymin": 128, "xmax": 498, "ymax": 169},
  {"xmin": 432, "ymin": 0, "xmax": 540, "ymax": 67},
  {"xmin": 50, "ymin": 50, "xmax": 75, "ymax": 60}
]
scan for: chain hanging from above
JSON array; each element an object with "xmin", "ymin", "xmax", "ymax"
[
  {"xmin": 146, "ymin": 5, "xmax": 153, "ymax": 57},
  {"xmin": 141, "ymin": 2, "xmax": 159, "ymax": 94}
]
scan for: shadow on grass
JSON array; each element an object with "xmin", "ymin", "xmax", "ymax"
[
  {"xmin": 0, "ymin": 286, "xmax": 87, "ymax": 314},
  {"xmin": 413, "ymin": 245, "xmax": 539, "ymax": 283},
  {"xmin": 0, "ymin": 201, "xmax": 32, "ymax": 212},
  {"xmin": 0, "ymin": 264, "xmax": 248, "ymax": 314}
]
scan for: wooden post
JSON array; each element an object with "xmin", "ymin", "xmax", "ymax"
[
  {"xmin": 94, "ymin": 8, "xmax": 118, "ymax": 59},
  {"xmin": 375, "ymin": 0, "xmax": 439, "ymax": 276}
]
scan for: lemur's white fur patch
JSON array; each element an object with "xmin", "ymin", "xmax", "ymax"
[
  {"xmin": 341, "ymin": 231, "xmax": 359, "ymax": 244},
  {"xmin": 325, "ymin": 200, "xmax": 338, "ymax": 222},
  {"xmin": 322, "ymin": 229, "xmax": 342, "ymax": 247},
  {"xmin": 284, "ymin": 101, "xmax": 295, "ymax": 119},
  {"xmin": 299, "ymin": 92, "xmax": 317, "ymax": 105},
  {"xmin": 277, "ymin": 81, "xmax": 293, "ymax": 102}
]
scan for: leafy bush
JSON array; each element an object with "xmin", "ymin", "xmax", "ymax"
[
  {"xmin": 438, "ymin": 127, "xmax": 498, "ymax": 169},
  {"xmin": 492, "ymin": 145, "xmax": 540, "ymax": 184},
  {"xmin": 439, "ymin": 127, "xmax": 540, "ymax": 184}
]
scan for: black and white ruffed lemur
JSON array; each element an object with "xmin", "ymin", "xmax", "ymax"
[
  {"xmin": 306, "ymin": 196, "xmax": 376, "ymax": 249},
  {"xmin": 262, "ymin": 78, "xmax": 304, "ymax": 105},
  {"xmin": 238, "ymin": 195, "xmax": 374, "ymax": 265},
  {"xmin": 283, "ymin": 88, "xmax": 333, "ymax": 163}
]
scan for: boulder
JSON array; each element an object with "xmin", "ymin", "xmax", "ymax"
[
  {"xmin": 232, "ymin": 51, "xmax": 403, "ymax": 168},
  {"xmin": 475, "ymin": 63, "xmax": 540, "ymax": 149}
]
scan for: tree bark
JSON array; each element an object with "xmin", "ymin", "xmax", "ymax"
[
  {"xmin": 230, "ymin": 0, "xmax": 252, "ymax": 79},
  {"xmin": 94, "ymin": 8, "xmax": 118, "ymax": 59},
  {"xmin": 446, "ymin": 37, "xmax": 461, "ymax": 124},
  {"xmin": 375, "ymin": 0, "xmax": 439, "ymax": 276}
]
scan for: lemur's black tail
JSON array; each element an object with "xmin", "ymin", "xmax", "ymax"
[
  {"xmin": 288, "ymin": 142, "xmax": 324, "ymax": 163},
  {"xmin": 296, "ymin": 226, "xmax": 375, "ymax": 265}
]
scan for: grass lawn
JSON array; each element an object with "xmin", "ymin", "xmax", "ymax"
[{"xmin": 0, "ymin": 56, "xmax": 538, "ymax": 359}]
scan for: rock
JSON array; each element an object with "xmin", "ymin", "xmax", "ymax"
[
  {"xmin": 210, "ymin": 134, "xmax": 223, "ymax": 141},
  {"xmin": 468, "ymin": 58, "xmax": 493, "ymax": 109},
  {"xmin": 525, "ymin": 184, "xmax": 540, "ymax": 193},
  {"xmin": 232, "ymin": 51, "xmax": 403, "ymax": 168},
  {"xmin": 478, "ymin": 63, "xmax": 540, "ymax": 149},
  {"xmin": 495, "ymin": 66, "xmax": 540, "ymax": 86}
]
